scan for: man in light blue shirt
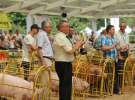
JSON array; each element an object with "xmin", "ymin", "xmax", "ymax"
[
  {"xmin": 37, "ymin": 20, "xmax": 54, "ymax": 68},
  {"xmin": 101, "ymin": 25, "xmax": 117, "ymax": 60}
]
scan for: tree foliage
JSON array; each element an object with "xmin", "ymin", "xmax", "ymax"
[
  {"xmin": 49, "ymin": 16, "xmax": 59, "ymax": 34},
  {"xmin": 97, "ymin": 18, "xmax": 110, "ymax": 30},
  {"xmin": 50, "ymin": 16, "xmax": 90, "ymax": 34},
  {"xmin": 120, "ymin": 17, "xmax": 135, "ymax": 27},
  {"xmin": 8, "ymin": 12, "xmax": 26, "ymax": 34},
  {"xmin": 69, "ymin": 17, "xmax": 89, "ymax": 33}
]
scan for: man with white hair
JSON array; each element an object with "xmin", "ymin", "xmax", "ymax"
[
  {"xmin": 114, "ymin": 22, "xmax": 129, "ymax": 94},
  {"xmin": 37, "ymin": 20, "xmax": 54, "ymax": 68},
  {"xmin": 116, "ymin": 22, "xmax": 129, "ymax": 59}
]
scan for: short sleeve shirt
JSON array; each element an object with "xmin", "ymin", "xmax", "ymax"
[
  {"xmin": 101, "ymin": 35, "xmax": 117, "ymax": 60},
  {"xmin": 36, "ymin": 30, "xmax": 53, "ymax": 57},
  {"xmin": 115, "ymin": 31, "xmax": 129, "ymax": 49},
  {"xmin": 22, "ymin": 34, "xmax": 36, "ymax": 62}
]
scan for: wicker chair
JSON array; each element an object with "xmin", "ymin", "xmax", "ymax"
[
  {"xmin": 32, "ymin": 66, "xmax": 51, "ymax": 100},
  {"xmin": 73, "ymin": 50, "xmax": 115, "ymax": 100},
  {"xmin": 0, "ymin": 66, "xmax": 51, "ymax": 100},
  {"xmin": 121, "ymin": 55, "xmax": 135, "ymax": 93}
]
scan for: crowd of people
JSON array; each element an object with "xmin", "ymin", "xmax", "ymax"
[
  {"xmin": 0, "ymin": 30, "xmax": 23, "ymax": 50},
  {"xmin": 0, "ymin": 19, "xmax": 129, "ymax": 100}
]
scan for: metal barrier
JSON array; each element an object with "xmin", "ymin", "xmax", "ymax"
[
  {"xmin": 3, "ymin": 50, "xmax": 23, "ymax": 78},
  {"xmin": 0, "ymin": 50, "xmax": 8, "ymax": 72}
]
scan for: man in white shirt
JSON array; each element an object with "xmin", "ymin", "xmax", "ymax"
[
  {"xmin": 116, "ymin": 22, "xmax": 129, "ymax": 59},
  {"xmin": 114, "ymin": 22, "xmax": 129, "ymax": 94},
  {"xmin": 53, "ymin": 20, "xmax": 84, "ymax": 100},
  {"xmin": 37, "ymin": 20, "xmax": 54, "ymax": 68},
  {"xmin": 22, "ymin": 24, "xmax": 39, "ymax": 80}
]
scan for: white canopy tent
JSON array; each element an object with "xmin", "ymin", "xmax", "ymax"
[{"xmin": 0, "ymin": 0, "xmax": 135, "ymax": 18}]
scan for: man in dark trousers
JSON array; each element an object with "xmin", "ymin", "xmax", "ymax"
[{"xmin": 53, "ymin": 20, "xmax": 84, "ymax": 100}]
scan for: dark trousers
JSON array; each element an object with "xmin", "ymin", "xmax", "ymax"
[
  {"xmin": 21, "ymin": 61, "xmax": 30, "ymax": 80},
  {"xmin": 55, "ymin": 61, "xmax": 72, "ymax": 100},
  {"xmin": 114, "ymin": 60, "xmax": 124, "ymax": 93},
  {"xmin": 0, "ymin": 97, "xmax": 7, "ymax": 100},
  {"xmin": 114, "ymin": 51, "xmax": 128, "ymax": 93}
]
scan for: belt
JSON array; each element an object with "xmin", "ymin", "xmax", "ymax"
[
  {"xmin": 120, "ymin": 49, "xmax": 128, "ymax": 52},
  {"xmin": 120, "ymin": 51, "xmax": 128, "ymax": 53},
  {"xmin": 43, "ymin": 56, "xmax": 54, "ymax": 61}
]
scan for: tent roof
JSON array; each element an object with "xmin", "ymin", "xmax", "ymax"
[{"xmin": 0, "ymin": 0, "xmax": 135, "ymax": 18}]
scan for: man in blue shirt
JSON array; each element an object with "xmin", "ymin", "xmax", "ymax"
[
  {"xmin": 101, "ymin": 25, "xmax": 121, "ymax": 94},
  {"xmin": 101, "ymin": 25, "xmax": 117, "ymax": 60}
]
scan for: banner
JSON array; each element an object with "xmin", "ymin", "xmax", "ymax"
[{"xmin": 0, "ymin": 12, "xmax": 12, "ymax": 29}]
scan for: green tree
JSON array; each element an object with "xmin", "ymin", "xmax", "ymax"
[
  {"xmin": 50, "ymin": 16, "xmax": 90, "ymax": 34},
  {"xmin": 97, "ymin": 18, "xmax": 110, "ymax": 30},
  {"xmin": 8, "ymin": 12, "xmax": 26, "ymax": 34},
  {"xmin": 69, "ymin": 17, "xmax": 89, "ymax": 33},
  {"xmin": 49, "ymin": 16, "xmax": 59, "ymax": 34},
  {"xmin": 120, "ymin": 17, "xmax": 135, "ymax": 27}
]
